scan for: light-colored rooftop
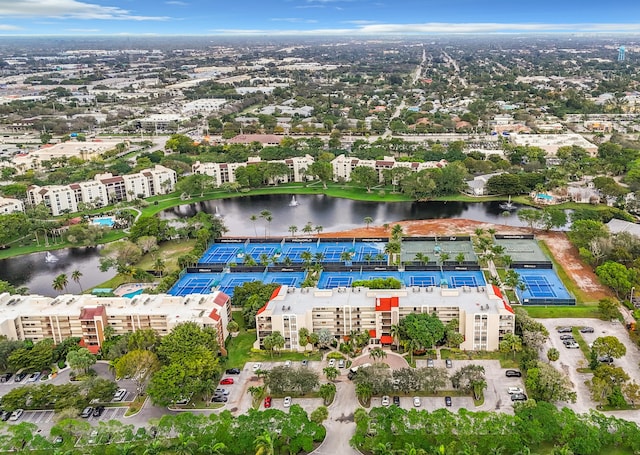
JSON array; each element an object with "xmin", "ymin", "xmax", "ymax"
[{"xmin": 263, "ymin": 284, "xmax": 510, "ymax": 317}]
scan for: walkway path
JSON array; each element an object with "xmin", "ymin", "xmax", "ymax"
[{"xmin": 311, "ymin": 381, "xmax": 361, "ymax": 455}]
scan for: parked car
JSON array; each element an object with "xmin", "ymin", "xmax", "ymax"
[
  {"xmin": 565, "ymin": 342, "xmax": 580, "ymax": 349},
  {"xmin": 505, "ymin": 370, "xmax": 522, "ymax": 377},
  {"xmin": 511, "ymin": 393, "xmax": 528, "ymax": 402},
  {"xmin": 508, "ymin": 387, "xmax": 524, "ymax": 395},
  {"xmin": 9, "ymin": 409, "xmax": 24, "ymax": 421},
  {"xmin": 252, "ymin": 363, "xmax": 262, "ymax": 372},
  {"xmin": 225, "ymin": 368, "xmax": 241, "ymax": 375},
  {"xmin": 413, "ymin": 397, "xmax": 421, "ymax": 407},
  {"xmin": 27, "ymin": 372, "xmax": 41, "ymax": 382},
  {"xmin": 393, "ymin": 396, "xmax": 400, "ymax": 406},
  {"xmin": 328, "ymin": 359, "xmax": 336, "ymax": 367},
  {"xmin": 381, "ymin": 396, "xmax": 390, "ymax": 407},
  {"xmin": 264, "ymin": 396, "xmax": 272, "ymax": 408},
  {"xmin": 444, "ymin": 396, "xmax": 452, "ymax": 407},
  {"xmin": 80, "ymin": 407, "xmax": 93, "ymax": 418},
  {"xmin": 0, "ymin": 372, "xmax": 13, "ymax": 383},
  {"xmin": 283, "ymin": 396, "xmax": 292, "ymax": 407},
  {"xmin": 220, "ymin": 378, "xmax": 234, "ymax": 385},
  {"xmin": 338, "ymin": 359, "xmax": 345, "ymax": 368},
  {"xmin": 557, "ymin": 327, "xmax": 572, "ymax": 333},
  {"xmin": 284, "ymin": 360, "xmax": 291, "ymax": 368},
  {"xmin": 93, "ymin": 406, "xmax": 105, "ymax": 417},
  {"xmin": 598, "ymin": 355, "xmax": 614, "ymax": 364},
  {"xmin": 211, "ymin": 395, "xmax": 228, "ymax": 403},
  {"xmin": 445, "ymin": 359, "xmax": 453, "ymax": 368},
  {"xmin": 427, "ymin": 359, "xmax": 435, "ymax": 368},
  {"xmin": 559, "ymin": 334, "xmax": 575, "ymax": 340},
  {"xmin": 215, "ymin": 388, "xmax": 230, "ymax": 396},
  {"xmin": 14, "ymin": 372, "xmax": 27, "ymax": 382},
  {"xmin": 563, "ymin": 339, "xmax": 576, "ymax": 346},
  {"xmin": 0, "ymin": 410, "xmax": 11, "ymax": 421},
  {"xmin": 301, "ymin": 360, "xmax": 308, "ymax": 367},
  {"xmin": 113, "ymin": 388, "xmax": 127, "ymax": 402},
  {"xmin": 580, "ymin": 327, "xmax": 594, "ymax": 333}
]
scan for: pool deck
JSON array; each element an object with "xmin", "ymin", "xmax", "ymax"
[{"xmin": 113, "ymin": 282, "xmax": 155, "ymax": 297}]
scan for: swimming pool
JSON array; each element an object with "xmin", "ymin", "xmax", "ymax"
[{"xmin": 92, "ymin": 216, "xmax": 115, "ymax": 227}]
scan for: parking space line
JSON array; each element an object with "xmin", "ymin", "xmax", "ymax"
[{"xmin": 43, "ymin": 412, "xmax": 54, "ymax": 423}]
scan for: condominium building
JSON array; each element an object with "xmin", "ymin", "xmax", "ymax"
[
  {"xmin": 0, "ymin": 291, "xmax": 231, "ymax": 354},
  {"xmin": 27, "ymin": 165, "xmax": 177, "ymax": 216},
  {"xmin": 331, "ymin": 154, "xmax": 448, "ymax": 182},
  {"xmin": 0, "ymin": 197, "xmax": 25, "ymax": 214},
  {"xmin": 255, "ymin": 285, "xmax": 515, "ymax": 352},
  {"xmin": 192, "ymin": 155, "xmax": 314, "ymax": 186}
]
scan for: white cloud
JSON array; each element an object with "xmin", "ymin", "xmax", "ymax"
[
  {"xmin": 165, "ymin": 1, "xmax": 188, "ymax": 5},
  {"xmin": 65, "ymin": 28, "xmax": 100, "ymax": 32},
  {"xmin": 0, "ymin": 0, "xmax": 169, "ymax": 21},
  {"xmin": 0, "ymin": 24, "xmax": 20, "ymax": 30},
  {"xmin": 212, "ymin": 22, "xmax": 640, "ymax": 35},
  {"xmin": 271, "ymin": 17, "xmax": 318, "ymax": 23}
]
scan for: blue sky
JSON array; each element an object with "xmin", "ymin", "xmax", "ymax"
[{"xmin": 1, "ymin": 0, "xmax": 640, "ymax": 35}]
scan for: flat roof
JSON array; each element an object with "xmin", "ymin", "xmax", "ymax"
[{"xmin": 264, "ymin": 285, "xmax": 510, "ymax": 317}]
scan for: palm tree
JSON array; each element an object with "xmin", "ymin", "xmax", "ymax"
[
  {"xmin": 288, "ymin": 225, "xmax": 298, "ymax": 237},
  {"xmin": 363, "ymin": 253, "xmax": 373, "ymax": 264},
  {"xmin": 369, "ymin": 347, "xmax": 387, "ymax": 363},
  {"xmin": 340, "ymin": 251, "xmax": 353, "ymax": 264},
  {"xmin": 414, "ymin": 252, "xmax": 429, "ymax": 265},
  {"xmin": 259, "ymin": 210, "xmax": 272, "ymax": 237},
  {"xmin": 364, "ymin": 216, "xmax": 373, "ymax": 228},
  {"xmin": 172, "ymin": 434, "xmax": 198, "ymax": 455},
  {"xmin": 254, "ymin": 431, "xmax": 276, "ymax": 455},
  {"xmin": 390, "ymin": 324, "xmax": 402, "ymax": 351},
  {"xmin": 302, "ymin": 222, "xmax": 314, "ymax": 236},
  {"xmin": 250, "ymin": 214, "xmax": 258, "ymax": 236},
  {"xmin": 391, "ymin": 224, "xmax": 403, "ymax": 241},
  {"xmin": 314, "ymin": 225, "xmax": 323, "ymax": 235},
  {"xmin": 52, "ymin": 274, "xmax": 68, "ymax": 293},
  {"xmin": 199, "ymin": 442, "xmax": 226, "ymax": 455},
  {"xmin": 153, "ymin": 258, "xmax": 166, "ymax": 277},
  {"xmin": 355, "ymin": 382, "xmax": 373, "ymax": 405},
  {"xmin": 71, "ymin": 270, "xmax": 83, "ymax": 293}
]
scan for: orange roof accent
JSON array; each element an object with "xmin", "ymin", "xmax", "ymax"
[
  {"xmin": 492, "ymin": 285, "xmax": 515, "ymax": 314},
  {"xmin": 369, "ymin": 329, "xmax": 376, "ymax": 338},
  {"xmin": 213, "ymin": 292, "xmax": 230, "ymax": 305},
  {"xmin": 208, "ymin": 309, "xmax": 220, "ymax": 321},
  {"xmin": 86, "ymin": 345, "xmax": 100, "ymax": 354},
  {"xmin": 380, "ymin": 335, "xmax": 393, "ymax": 344},
  {"xmin": 256, "ymin": 304, "xmax": 268, "ymax": 315},
  {"xmin": 375, "ymin": 296, "xmax": 399, "ymax": 311},
  {"xmin": 270, "ymin": 286, "xmax": 282, "ymax": 300},
  {"xmin": 492, "ymin": 285, "xmax": 504, "ymax": 299},
  {"xmin": 79, "ymin": 306, "xmax": 105, "ymax": 320}
]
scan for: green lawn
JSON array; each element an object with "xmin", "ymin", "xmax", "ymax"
[
  {"xmin": 440, "ymin": 348, "xmax": 520, "ymax": 368},
  {"xmin": 224, "ymin": 312, "xmax": 322, "ymax": 369},
  {"xmin": 523, "ymin": 306, "xmax": 602, "ymax": 319}
]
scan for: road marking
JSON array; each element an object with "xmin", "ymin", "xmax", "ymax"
[{"xmin": 43, "ymin": 412, "xmax": 54, "ymax": 423}]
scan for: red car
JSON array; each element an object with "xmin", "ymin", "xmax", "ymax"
[
  {"xmin": 264, "ymin": 396, "xmax": 272, "ymax": 408},
  {"xmin": 220, "ymin": 378, "xmax": 234, "ymax": 385}
]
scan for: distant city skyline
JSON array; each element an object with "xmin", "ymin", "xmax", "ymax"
[{"xmin": 1, "ymin": 0, "xmax": 640, "ymax": 36}]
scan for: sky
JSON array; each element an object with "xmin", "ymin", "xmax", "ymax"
[{"xmin": 1, "ymin": 0, "xmax": 640, "ymax": 36}]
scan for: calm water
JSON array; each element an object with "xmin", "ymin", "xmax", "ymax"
[
  {"xmin": 1, "ymin": 195, "xmax": 529, "ymax": 295},
  {"xmin": 0, "ymin": 247, "xmax": 114, "ymax": 297},
  {"xmin": 160, "ymin": 194, "xmax": 528, "ymax": 236}
]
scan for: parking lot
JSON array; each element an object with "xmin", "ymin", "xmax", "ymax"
[{"xmin": 539, "ymin": 318, "xmax": 640, "ymax": 415}]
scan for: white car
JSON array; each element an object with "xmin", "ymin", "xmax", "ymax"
[
  {"xmin": 9, "ymin": 409, "xmax": 24, "ymax": 421},
  {"xmin": 508, "ymin": 387, "xmax": 524, "ymax": 395},
  {"xmin": 381, "ymin": 396, "xmax": 390, "ymax": 407},
  {"xmin": 413, "ymin": 397, "xmax": 421, "ymax": 407},
  {"xmin": 113, "ymin": 388, "xmax": 127, "ymax": 402},
  {"xmin": 252, "ymin": 363, "xmax": 262, "ymax": 372},
  {"xmin": 328, "ymin": 359, "xmax": 336, "ymax": 367},
  {"xmin": 283, "ymin": 396, "xmax": 292, "ymax": 407},
  {"xmin": 284, "ymin": 360, "xmax": 291, "ymax": 368},
  {"xmin": 565, "ymin": 342, "xmax": 580, "ymax": 349}
]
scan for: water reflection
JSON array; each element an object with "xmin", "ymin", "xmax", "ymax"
[
  {"xmin": 0, "ymin": 247, "xmax": 114, "ymax": 297},
  {"xmin": 160, "ymin": 194, "xmax": 528, "ymax": 236}
]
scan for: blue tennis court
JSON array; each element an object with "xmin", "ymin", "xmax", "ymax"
[
  {"xmin": 514, "ymin": 268, "xmax": 575, "ymax": 305},
  {"xmin": 264, "ymin": 272, "xmax": 306, "ymax": 287},
  {"xmin": 169, "ymin": 273, "xmax": 220, "ymax": 296},
  {"xmin": 199, "ymin": 246, "xmax": 239, "ymax": 264},
  {"xmin": 321, "ymin": 275, "xmax": 353, "ymax": 288},
  {"xmin": 354, "ymin": 244, "xmax": 386, "ymax": 262},
  {"xmin": 409, "ymin": 275, "xmax": 437, "ymax": 287},
  {"xmin": 283, "ymin": 246, "xmax": 312, "ymax": 262},
  {"xmin": 247, "ymin": 246, "xmax": 276, "ymax": 257},
  {"xmin": 322, "ymin": 246, "xmax": 347, "ymax": 262},
  {"xmin": 217, "ymin": 273, "xmax": 262, "ymax": 297},
  {"xmin": 521, "ymin": 275, "xmax": 556, "ymax": 298},
  {"xmin": 450, "ymin": 275, "xmax": 479, "ymax": 288}
]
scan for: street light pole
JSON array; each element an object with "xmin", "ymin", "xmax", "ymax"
[{"xmin": 631, "ymin": 286, "xmax": 636, "ymax": 306}]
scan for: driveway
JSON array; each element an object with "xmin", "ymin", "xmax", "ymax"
[
  {"xmin": 538, "ymin": 318, "xmax": 640, "ymax": 419},
  {"xmin": 312, "ymin": 381, "xmax": 359, "ymax": 455},
  {"xmin": 351, "ymin": 350, "xmax": 409, "ymax": 370}
]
